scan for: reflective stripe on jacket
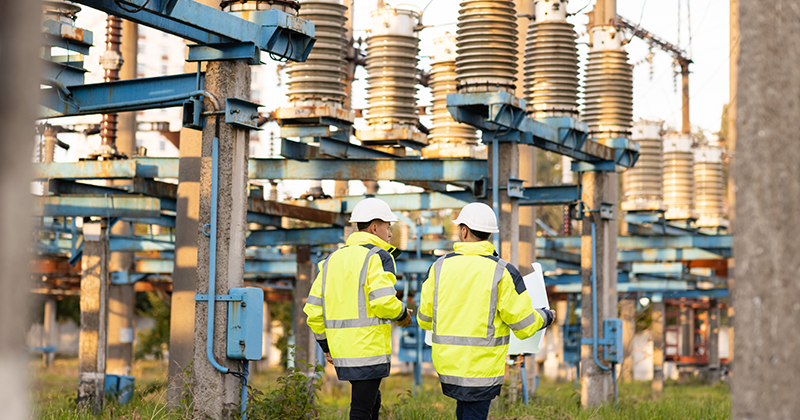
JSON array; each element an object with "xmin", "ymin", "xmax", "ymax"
[
  {"xmin": 303, "ymin": 231, "xmax": 407, "ymax": 381},
  {"xmin": 417, "ymin": 241, "xmax": 547, "ymax": 402}
]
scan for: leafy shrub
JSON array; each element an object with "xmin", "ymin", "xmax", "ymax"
[{"xmin": 245, "ymin": 346, "xmax": 323, "ymax": 419}]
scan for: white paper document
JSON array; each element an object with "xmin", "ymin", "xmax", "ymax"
[{"xmin": 508, "ymin": 262, "xmax": 550, "ymax": 355}]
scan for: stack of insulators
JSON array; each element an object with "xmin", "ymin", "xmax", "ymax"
[
  {"xmin": 287, "ymin": 0, "xmax": 348, "ymax": 105},
  {"xmin": 429, "ymin": 34, "xmax": 478, "ymax": 147},
  {"xmin": 455, "ymin": 0, "xmax": 518, "ymax": 93},
  {"xmin": 622, "ymin": 120, "xmax": 664, "ymax": 210}
]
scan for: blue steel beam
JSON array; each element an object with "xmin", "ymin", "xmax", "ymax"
[
  {"xmin": 33, "ymin": 196, "xmax": 160, "ymax": 218},
  {"xmin": 618, "ymin": 248, "xmax": 730, "ymax": 261},
  {"xmin": 110, "ymin": 236, "xmax": 174, "ymax": 252},
  {"xmin": 69, "ymin": 0, "xmax": 314, "ymax": 62},
  {"xmin": 662, "ymin": 289, "xmax": 729, "ymax": 299},
  {"xmin": 40, "ymin": 73, "xmax": 204, "ymax": 118},
  {"xmin": 246, "ymin": 228, "xmax": 344, "ymax": 247},
  {"xmin": 296, "ymin": 191, "xmax": 473, "ymax": 213},
  {"xmin": 537, "ymin": 235, "xmax": 733, "ymax": 250},
  {"xmin": 519, "ymin": 185, "xmax": 580, "ymax": 206},
  {"xmin": 248, "ymin": 158, "xmax": 488, "ymax": 182},
  {"xmin": 550, "ymin": 280, "xmax": 688, "ymax": 294}
]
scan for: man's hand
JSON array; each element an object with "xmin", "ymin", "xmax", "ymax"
[
  {"xmin": 324, "ymin": 352, "xmax": 333, "ymax": 365},
  {"xmin": 396, "ymin": 308, "xmax": 414, "ymax": 327}
]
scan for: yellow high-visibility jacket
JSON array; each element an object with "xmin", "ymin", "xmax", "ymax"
[
  {"xmin": 303, "ymin": 231, "xmax": 408, "ymax": 381},
  {"xmin": 417, "ymin": 241, "xmax": 552, "ymax": 402}
]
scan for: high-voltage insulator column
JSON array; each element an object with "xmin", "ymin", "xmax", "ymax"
[
  {"xmin": 693, "ymin": 141, "xmax": 727, "ymax": 228},
  {"xmin": 357, "ymin": 6, "xmax": 426, "ymax": 151},
  {"xmin": 662, "ymin": 133, "xmax": 696, "ymax": 220},
  {"xmin": 578, "ymin": 0, "xmax": 629, "ymax": 407},
  {"xmin": 95, "ymin": 15, "xmax": 124, "ymax": 159},
  {"xmin": 622, "ymin": 120, "xmax": 665, "ymax": 211},
  {"xmin": 423, "ymin": 34, "xmax": 479, "ymax": 158},
  {"xmin": 280, "ymin": 0, "xmax": 350, "ymax": 199},
  {"xmin": 455, "ymin": 0, "xmax": 521, "ymax": 263},
  {"xmin": 524, "ymin": 0, "xmax": 579, "ymax": 118}
]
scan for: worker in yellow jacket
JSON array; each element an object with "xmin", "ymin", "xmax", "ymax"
[
  {"xmin": 304, "ymin": 197, "xmax": 413, "ymax": 420},
  {"xmin": 417, "ymin": 202, "xmax": 555, "ymax": 420}
]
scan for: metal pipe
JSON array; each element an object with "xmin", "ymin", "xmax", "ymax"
[
  {"xmin": 205, "ymin": 135, "xmax": 229, "ymax": 374},
  {"xmin": 241, "ymin": 360, "xmax": 249, "ymax": 419},
  {"xmin": 520, "ymin": 357, "xmax": 529, "ymax": 404},
  {"xmin": 492, "ymin": 135, "xmax": 500, "ymax": 250},
  {"xmin": 591, "ymin": 221, "xmax": 610, "ymax": 371}
]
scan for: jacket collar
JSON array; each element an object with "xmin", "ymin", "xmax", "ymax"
[
  {"xmin": 346, "ymin": 231, "xmax": 400, "ymax": 257},
  {"xmin": 454, "ymin": 241, "xmax": 498, "ymax": 257}
]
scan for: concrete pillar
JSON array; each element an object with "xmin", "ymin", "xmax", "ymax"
[
  {"xmin": 555, "ymin": 300, "xmax": 569, "ymax": 381},
  {"xmin": 43, "ymin": 297, "xmax": 57, "ymax": 367},
  {"xmin": 707, "ymin": 301, "xmax": 720, "ymax": 385},
  {"xmin": 0, "ymin": 1, "xmax": 38, "ymax": 416},
  {"xmin": 579, "ymin": 171, "xmax": 618, "ymax": 407},
  {"xmin": 651, "ymin": 301, "xmax": 665, "ymax": 397},
  {"xmin": 294, "ymin": 246, "xmax": 317, "ymax": 376},
  {"xmin": 732, "ymin": 1, "xmax": 800, "ymax": 415},
  {"xmin": 620, "ymin": 299, "xmax": 635, "ymax": 382},
  {"xmin": 334, "ymin": 181, "xmax": 349, "ymax": 197},
  {"xmin": 488, "ymin": 142, "xmax": 520, "ymax": 264},
  {"xmin": 77, "ymin": 223, "xmax": 109, "ymax": 414},
  {"xmin": 259, "ymin": 300, "xmax": 271, "ymax": 370},
  {"xmin": 191, "ymin": 59, "xmax": 251, "ymax": 419},
  {"xmin": 726, "ymin": 0, "xmax": 739, "ymax": 379},
  {"xmin": 519, "ymin": 144, "xmax": 536, "ymax": 276},
  {"xmin": 167, "ymin": 58, "xmax": 204, "ymax": 407},
  {"xmin": 106, "ymin": 284, "xmax": 134, "ymax": 376}
]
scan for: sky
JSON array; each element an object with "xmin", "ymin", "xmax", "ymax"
[{"xmin": 349, "ymin": 0, "xmax": 732, "ymax": 137}]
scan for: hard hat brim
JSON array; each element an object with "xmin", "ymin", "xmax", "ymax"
[{"xmin": 452, "ymin": 217, "xmax": 500, "ymax": 234}]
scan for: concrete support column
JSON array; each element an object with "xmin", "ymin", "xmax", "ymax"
[
  {"xmin": 726, "ymin": 0, "xmax": 739, "ymax": 380},
  {"xmin": 519, "ymin": 144, "xmax": 536, "ymax": 276},
  {"xmin": 707, "ymin": 301, "xmax": 720, "ymax": 385},
  {"xmin": 77, "ymin": 224, "xmax": 109, "ymax": 414},
  {"xmin": 364, "ymin": 181, "xmax": 379, "ymax": 195},
  {"xmin": 107, "ymin": 284, "xmax": 134, "ymax": 376},
  {"xmin": 191, "ymin": 59, "xmax": 251, "ymax": 419},
  {"xmin": 555, "ymin": 300, "xmax": 568, "ymax": 381},
  {"xmin": 733, "ymin": 2, "xmax": 800, "ymax": 415},
  {"xmin": 167, "ymin": 113, "xmax": 202, "ymax": 405},
  {"xmin": 620, "ymin": 299, "xmax": 635, "ymax": 382},
  {"xmin": 334, "ymin": 181, "xmax": 349, "ymax": 197},
  {"xmin": 488, "ymin": 142, "xmax": 520, "ymax": 263},
  {"xmin": 43, "ymin": 297, "xmax": 57, "ymax": 367},
  {"xmin": 651, "ymin": 301, "xmax": 665, "ymax": 397},
  {"xmin": 294, "ymin": 245, "xmax": 317, "ymax": 376},
  {"xmin": 579, "ymin": 171, "xmax": 618, "ymax": 407}
]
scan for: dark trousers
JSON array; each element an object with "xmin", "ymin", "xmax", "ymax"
[
  {"xmin": 456, "ymin": 399, "xmax": 492, "ymax": 420},
  {"xmin": 349, "ymin": 378, "xmax": 382, "ymax": 420}
]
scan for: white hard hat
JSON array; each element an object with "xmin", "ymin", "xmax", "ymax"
[
  {"xmin": 453, "ymin": 202, "xmax": 499, "ymax": 233},
  {"xmin": 349, "ymin": 198, "xmax": 399, "ymax": 223}
]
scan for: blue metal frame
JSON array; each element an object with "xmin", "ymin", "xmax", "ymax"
[
  {"xmin": 246, "ymin": 227, "xmax": 344, "ymax": 247},
  {"xmin": 40, "ymin": 73, "xmax": 205, "ymax": 118},
  {"xmin": 69, "ymin": 0, "xmax": 314, "ymax": 62}
]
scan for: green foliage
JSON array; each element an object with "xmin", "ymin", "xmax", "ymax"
[
  {"xmin": 636, "ymin": 305, "xmax": 654, "ymax": 333},
  {"xmin": 134, "ymin": 292, "xmax": 171, "ymax": 360},
  {"xmin": 56, "ymin": 296, "xmax": 82, "ymax": 325},
  {"xmin": 270, "ymin": 301, "xmax": 293, "ymax": 365},
  {"xmin": 245, "ymin": 346, "xmax": 323, "ymax": 419}
]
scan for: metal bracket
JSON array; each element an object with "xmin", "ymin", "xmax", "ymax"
[
  {"xmin": 182, "ymin": 97, "xmax": 204, "ymax": 130},
  {"xmin": 225, "ymin": 97, "xmax": 261, "ymax": 130},
  {"xmin": 195, "ymin": 294, "xmax": 244, "ymax": 302},
  {"xmin": 473, "ymin": 177, "xmax": 488, "ymax": 199},
  {"xmin": 187, "ymin": 42, "xmax": 261, "ymax": 65},
  {"xmin": 507, "ymin": 178, "xmax": 525, "ymax": 199},
  {"xmin": 600, "ymin": 202, "xmax": 615, "ymax": 220}
]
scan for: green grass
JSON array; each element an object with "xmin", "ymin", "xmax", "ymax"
[{"xmin": 31, "ymin": 358, "xmax": 731, "ymax": 419}]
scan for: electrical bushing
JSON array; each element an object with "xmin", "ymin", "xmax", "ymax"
[{"xmin": 226, "ymin": 287, "xmax": 264, "ymax": 360}]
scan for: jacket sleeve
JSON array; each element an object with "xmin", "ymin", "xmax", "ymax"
[
  {"xmin": 416, "ymin": 263, "xmax": 435, "ymax": 331},
  {"xmin": 303, "ymin": 260, "xmax": 328, "ymax": 350},
  {"xmin": 496, "ymin": 265, "xmax": 546, "ymax": 340},
  {"xmin": 365, "ymin": 250, "xmax": 407, "ymax": 321}
]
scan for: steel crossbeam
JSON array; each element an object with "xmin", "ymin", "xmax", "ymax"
[{"xmin": 69, "ymin": 0, "xmax": 314, "ymax": 62}]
